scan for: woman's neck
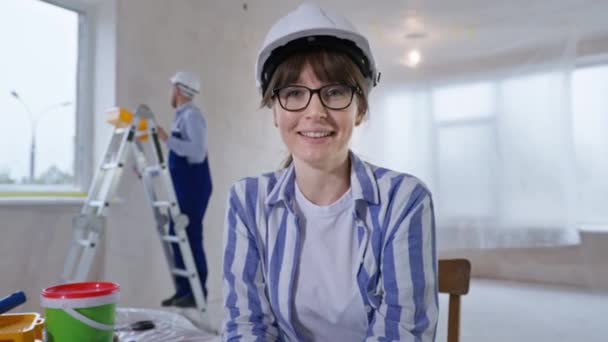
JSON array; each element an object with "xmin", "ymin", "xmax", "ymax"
[{"xmin": 293, "ymin": 154, "xmax": 351, "ymax": 206}]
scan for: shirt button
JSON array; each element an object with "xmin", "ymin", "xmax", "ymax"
[{"xmin": 365, "ymin": 305, "xmax": 372, "ymax": 313}]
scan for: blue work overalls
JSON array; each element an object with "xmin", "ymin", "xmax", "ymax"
[{"xmin": 168, "ymin": 131, "xmax": 212, "ymax": 299}]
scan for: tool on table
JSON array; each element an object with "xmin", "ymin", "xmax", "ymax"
[{"xmin": 0, "ymin": 291, "xmax": 26, "ymax": 315}]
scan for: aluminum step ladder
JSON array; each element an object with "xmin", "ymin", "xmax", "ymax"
[{"xmin": 61, "ymin": 104, "xmax": 207, "ymax": 313}]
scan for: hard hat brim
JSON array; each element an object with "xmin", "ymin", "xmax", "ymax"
[
  {"xmin": 256, "ymin": 27, "xmax": 379, "ymax": 93},
  {"xmin": 259, "ymin": 34, "xmax": 375, "ymax": 94}
]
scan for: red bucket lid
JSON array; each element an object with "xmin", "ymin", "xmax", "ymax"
[{"xmin": 42, "ymin": 282, "xmax": 119, "ymax": 299}]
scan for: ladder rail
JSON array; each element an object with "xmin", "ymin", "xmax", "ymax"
[
  {"xmin": 133, "ymin": 140, "xmax": 180, "ymax": 292},
  {"xmin": 61, "ymin": 215, "xmax": 105, "ymax": 283},
  {"xmin": 81, "ymin": 133, "xmax": 119, "ymax": 215},
  {"xmin": 93, "ymin": 125, "xmax": 136, "ymax": 216},
  {"xmin": 73, "ymin": 230, "xmax": 102, "ymax": 281},
  {"xmin": 64, "ymin": 114, "xmax": 139, "ymax": 281},
  {"xmin": 131, "ymin": 115, "xmax": 207, "ymax": 312},
  {"xmin": 61, "ymin": 219, "xmax": 85, "ymax": 282},
  {"xmin": 170, "ymin": 213, "xmax": 207, "ymax": 312}
]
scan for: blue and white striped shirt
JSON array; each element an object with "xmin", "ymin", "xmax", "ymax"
[{"xmin": 222, "ymin": 152, "xmax": 438, "ymax": 341}]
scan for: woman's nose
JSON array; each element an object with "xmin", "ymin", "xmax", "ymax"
[{"xmin": 305, "ymin": 92, "xmax": 328, "ymax": 119}]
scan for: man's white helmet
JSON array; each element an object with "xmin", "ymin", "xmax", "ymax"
[
  {"xmin": 255, "ymin": 3, "xmax": 380, "ymax": 94},
  {"xmin": 170, "ymin": 71, "xmax": 201, "ymax": 97}
]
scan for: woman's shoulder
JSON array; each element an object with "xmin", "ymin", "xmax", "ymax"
[
  {"xmin": 229, "ymin": 168, "xmax": 287, "ymax": 199},
  {"xmin": 361, "ymin": 159, "xmax": 432, "ymax": 201}
]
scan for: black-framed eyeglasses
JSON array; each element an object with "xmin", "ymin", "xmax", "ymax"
[{"xmin": 272, "ymin": 84, "xmax": 361, "ymax": 112}]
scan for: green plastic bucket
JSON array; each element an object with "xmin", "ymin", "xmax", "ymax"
[{"xmin": 41, "ymin": 282, "xmax": 120, "ymax": 342}]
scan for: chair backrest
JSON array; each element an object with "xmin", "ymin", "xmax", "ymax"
[{"xmin": 438, "ymin": 259, "xmax": 471, "ymax": 342}]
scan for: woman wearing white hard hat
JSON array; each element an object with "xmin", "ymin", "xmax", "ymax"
[{"xmin": 222, "ymin": 3, "xmax": 437, "ymax": 341}]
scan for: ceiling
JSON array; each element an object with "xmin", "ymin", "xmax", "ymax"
[
  {"xmin": 344, "ymin": 0, "xmax": 608, "ymax": 80},
  {"xmin": 74, "ymin": 0, "xmax": 608, "ymax": 81}
]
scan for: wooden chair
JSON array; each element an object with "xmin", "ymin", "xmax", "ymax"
[{"xmin": 438, "ymin": 259, "xmax": 471, "ymax": 342}]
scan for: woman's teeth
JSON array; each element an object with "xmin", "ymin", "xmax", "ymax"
[{"xmin": 300, "ymin": 131, "xmax": 332, "ymax": 138}]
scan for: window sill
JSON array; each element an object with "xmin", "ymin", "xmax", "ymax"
[
  {"xmin": 0, "ymin": 193, "xmax": 86, "ymax": 206},
  {"xmin": 579, "ymin": 224, "xmax": 608, "ymax": 233}
]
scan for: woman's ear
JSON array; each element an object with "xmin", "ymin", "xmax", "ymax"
[{"xmin": 355, "ymin": 111, "xmax": 365, "ymax": 126}]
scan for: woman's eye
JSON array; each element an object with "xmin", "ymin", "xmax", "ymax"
[
  {"xmin": 325, "ymin": 86, "xmax": 347, "ymax": 97},
  {"xmin": 281, "ymin": 88, "xmax": 305, "ymax": 98}
]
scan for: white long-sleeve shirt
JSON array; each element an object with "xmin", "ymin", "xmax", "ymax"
[{"xmin": 222, "ymin": 151, "xmax": 438, "ymax": 341}]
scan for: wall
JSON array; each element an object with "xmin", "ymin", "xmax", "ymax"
[{"xmin": 440, "ymin": 230, "xmax": 608, "ymax": 292}]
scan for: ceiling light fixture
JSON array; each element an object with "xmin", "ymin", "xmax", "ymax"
[{"xmin": 404, "ymin": 49, "xmax": 422, "ymax": 68}]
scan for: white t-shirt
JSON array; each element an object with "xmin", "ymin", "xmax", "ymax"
[{"xmin": 292, "ymin": 183, "xmax": 367, "ymax": 341}]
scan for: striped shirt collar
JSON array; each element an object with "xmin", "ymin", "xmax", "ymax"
[{"xmin": 265, "ymin": 151, "xmax": 380, "ymax": 208}]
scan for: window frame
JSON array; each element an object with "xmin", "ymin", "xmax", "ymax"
[
  {"xmin": 430, "ymin": 82, "xmax": 500, "ymax": 221},
  {"xmin": 0, "ymin": 0, "xmax": 94, "ymax": 199},
  {"xmin": 571, "ymin": 58, "xmax": 608, "ymax": 229}
]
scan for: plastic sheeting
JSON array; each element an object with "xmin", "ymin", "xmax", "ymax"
[
  {"xmin": 349, "ymin": 0, "xmax": 608, "ymax": 249},
  {"xmin": 114, "ymin": 308, "xmax": 220, "ymax": 342}
]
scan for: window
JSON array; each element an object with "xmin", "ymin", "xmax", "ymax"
[
  {"xmin": 572, "ymin": 64, "xmax": 608, "ymax": 225},
  {"xmin": 433, "ymin": 82, "xmax": 495, "ymax": 123},
  {"xmin": 497, "ymin": 72, "xmax": 572, "ymax": 225},
  {"xmin": 0, "ymin": 0, "xmax": 87, "ymax": 195},
  {"xmin": 412, "ymin": 67, "xmax": 606, "ymax": 232},
  {"xmin": 431, "ymin": 82, "xmax": 498, "ymax": 219}
]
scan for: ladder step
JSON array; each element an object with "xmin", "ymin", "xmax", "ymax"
[
  {"xmin": 145, "ymin": 165, "xmax": 164, "ymax": 173},
  {"xmin": 114, "ymin": 128, "xmax": 128, "ymax": 135},
  {"xmin": 161, "ymin": 235, "xmax": 180, "ymax": 243},
  {"xmin": 76, "ymin": 239, "xmax": 94, "ymax": 247},
  {"xmin": 152, "ymin": 201, "xmax": 174, "ymax": 208},
  {"xmin": 101, "ymin": 162, "xmax": 123, "ymax": 171},
  {"xmin": 171, "ymin": 269, "xmax": 194, "ymax": 278},
  {"xmin": 88, "ymin": 201, "xmax": 107, "ymax": 207}
]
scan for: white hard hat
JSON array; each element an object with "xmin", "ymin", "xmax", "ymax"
[
  {"xmin": 170, "ymin": 71, "xmax": 200, "ymax": 97},
  {"xmin": 255, "ymin": 3, "xmax": 380, "ymax": 94}
]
